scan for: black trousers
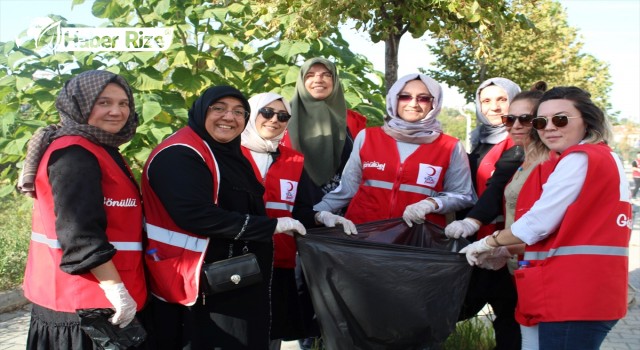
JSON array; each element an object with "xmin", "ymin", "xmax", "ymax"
[{"xmin": 458, "ymin": 267, "xmax": 521, "ymax": 350}]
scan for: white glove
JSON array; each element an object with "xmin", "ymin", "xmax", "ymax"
[
  {"xmin": 315, "ymin": 211, "xmax": 358, "ymax": 235},
  {"xmin": 402, "ymin": 199, "xmax": 437, "ymax": 227},
  {"xmin": 458, "ymin": 236, "xmax": 494, "ymax": 266},
  {"xmin": 99, "ymin": 282, "xmax": 137, "ymax": 328},
  {"xmin": 444, "ymin": 218, "xmax": 480, "ymax": 239},
  {"xmin": 275, "ymin": 217, "xmax": 307, "ymax": 236},
  {"xmin": 476, "ymin": 246, "xmax": 512, "ymax": 270}
]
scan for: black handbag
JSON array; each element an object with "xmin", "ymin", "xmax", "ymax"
[{"xmin": 202, "ymin": 248, "xmax": 262, "ymax": 294}]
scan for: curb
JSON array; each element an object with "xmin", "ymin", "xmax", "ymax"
[{"xmin": 0, "ymin": 288, "xmax": 29, "ymax": 314}]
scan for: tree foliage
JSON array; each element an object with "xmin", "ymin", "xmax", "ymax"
[
  {"xmin": 255, "ymin": 0, "xmax": 527, "ymax": 91},
  {"xmin": 0, "ymin": 0, "xmax": 386, "ymax": 196},
  {"xmin": 427, "ymin": 0, "xmax": 612, "ymax": 113}
]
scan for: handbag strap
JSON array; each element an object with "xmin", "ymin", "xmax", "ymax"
[{"xmin": 227, "ymin": 242, "xmax": 250, "ymax": 258}]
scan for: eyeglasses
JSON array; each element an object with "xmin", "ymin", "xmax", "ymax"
[
  {"xmin": 258, "ymin": 108, "xmax": 291, "ymax": 122},
  {"xmin": 208, "ymin": 105, "xmax": 249, "ymax": 119},
  {"xmin": 397, "ymin": 94, "xmax": 435, "ymax": 104},
  {"xmin": 501, "ymin": 114, "xmax": 534, "ymax": 127},
  {"xmin": 531, "ymin": 115, "xmax": 580, "ymax": 130}
]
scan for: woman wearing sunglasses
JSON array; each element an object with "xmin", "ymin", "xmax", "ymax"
[
  {"xmin": 313, "ymin": 73, "xmax": 476, "ymax": 231},
  {"xmin": 446, "ymin": 82, "xmax": 549, "ymax": 350},
  {"xmin": 461, "ymin": 86, "xmax": 631, "ymax": 349},
  {"xmin": 240, "ymin": 92, "xmax": 314, "ymax": 347}
]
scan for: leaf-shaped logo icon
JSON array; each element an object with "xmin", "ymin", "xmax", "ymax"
[{"xmin": 36, "ymin": 21, "xmax": 62, "ymax": 50}]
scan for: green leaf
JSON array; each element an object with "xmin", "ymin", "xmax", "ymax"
[
  {"xmin": 142, "ymin": 101, "xmax": 162, "ymax": 121},
  {"xmin": 274, "ymin": 41, "xmax": 310, "ymax": 61},
  {"xmin": 171, "ymin": 67, "xmax": 205, "ymax": 92},
  {"xmin": 134, "ymin": 67, "xmax": 164, "ymax": 91},
  {"xmin": 4, "ymin": 138, "xmax": 29, "ymax": 156},
  {"xmin": 15, "ymin": 77, "xmax": 32, "ymax": 91},
  {"xmin": 92, "ymin": 0, "xmax": 130, "ymax": 19}
]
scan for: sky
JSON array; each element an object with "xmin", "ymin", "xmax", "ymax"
[{"xmin": 0, "ymin": 0, "xmax": 638, "ymax": 120}]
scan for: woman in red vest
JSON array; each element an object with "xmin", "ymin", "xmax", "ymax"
[
  {"xmin": 17, "ymin": 70, "xmax": 146, "ymax": 349},
  {"xmin": 454, "ymin": 77, "xmax": 523, "ymax": 350},
  {"xmin": 142, "ymin": 86, "xmax": 306, "ymax": 350},
  {"xmin": 240, "ymin": 92, "xmax": 314, "ymax": 345},
  {"xmin": 279, "ymin": 57, "xmax": 367, "ymax": 348},
  {"xmin": 461, "ymin": 86, "xmax": 631, "ymax": 349},
  {"xmin": 446, "ymin": 82, "xmax": 550, "ymax": 350},
  {"xmin": 313, "ymin": 73, "xmax": 476, "ymax": 229}
]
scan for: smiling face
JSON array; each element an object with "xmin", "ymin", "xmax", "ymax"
[
  {"xmin": 535, "ymin": 99, "xmax": 585, "ymax": 154},
  {"xmin": 480, "ymin": 85, "xmax": 510, "ymax": 125},
  {"xmin": 396, "ymin": 80, "xmax": 433, "ymax": 122},
  {"xmin": 205, "ymin": 96, "xmax": 247, "ymax": 143},
  {"xmin": 304, "ymin": 63, "xmax": 334, "ymax": 100},
  {"xmin": 87, "ymin": 83, "xmax": 130, "ymax": 134},
  {"xmin": 256, "ymin": 99, "xmax": 288, "ymax": 140},
  {"xmin": 506, "ymin": 99, "xmax": 535, "ymax": 147}
]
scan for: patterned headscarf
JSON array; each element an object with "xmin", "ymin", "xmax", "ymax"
[
  {"xmin": 242, "ymin": 92, "xmax": 292, "ymax": 153},
  {"xmin": 470, "ymin": 77, "xmax": 521, "ymax": 148},
  {"xmin": 382, "ymin": 73, "xmax": 443, "ymax": 144},
  {"xmin": 18, "ymin": 70, "xmax": 138, "ymax": 196},
  {"xmin": 288, "ymin": 57, "xmax": 347, "ymax": 186}
]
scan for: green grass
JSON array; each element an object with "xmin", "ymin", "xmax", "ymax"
[
  {"xmin": 308, "ymin": 315, "xmax": 495, "ymax": 350},
  {"xmin": 0, "ymin": 194, "xmax": 32, "ymax": 291},
  {"xmin": 443, "ymin": 316, "xmax": 496, "ymax": 350}
]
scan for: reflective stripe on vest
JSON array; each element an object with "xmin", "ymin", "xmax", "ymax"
[
  {"xmin": 398, "ymin": 184, "xmax": 438, "ymax": 197},
  {"xmin": 364, "ymin": 180, "xmax": 438, "ymax": 197},
  {"xmin": 31, "ymin": 232, "xmax": 142, "ymax": 251},
  {"xmin": 265, "ymin": 201, "xmax": 293, "ymax": 212},
  {"xmin": 524, "ymin": 245, "xmax": 628, "ymax": 261},
  {"xmin": 146, "ymin": 223, "xmax": 207, "ymax": 252}
]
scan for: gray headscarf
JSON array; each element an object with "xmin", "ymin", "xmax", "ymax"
[
  {"xmin": 382, "ymin": 73, "xmax": 443, "ymax": 144},
  {"xmin": 18, "ymin": 70, "xmax": 138, "ymax": 196},
  {"xmin": 470, "ymin": 77, "xmax": 521, "ymax": 148}
]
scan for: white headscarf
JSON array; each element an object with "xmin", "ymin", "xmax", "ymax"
[
  {"xmin": 381, "ymin": 73, "xmax": 443, "ymax": 144},
  {"xmin": 241, "ymin": 92, "xmax": 292, "ymax": 153},
  {"xmin": 470, "ymin": 77, "xmax": 521, "ymax": 148}
]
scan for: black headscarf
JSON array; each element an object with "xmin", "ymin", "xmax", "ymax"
[{"xmin": 187, "ymin": 86, "xmax": 263, "ymax": 203}]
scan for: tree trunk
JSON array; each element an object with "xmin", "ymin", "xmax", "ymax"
[{"xmin": 384, "ymin": 32, "xmax": 403, "ymax": 93}]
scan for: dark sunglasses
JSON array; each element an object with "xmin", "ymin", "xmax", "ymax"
[
  {"xmin": 397, "ymin": 94, "xmax": 435, "ymax": 104},
  {"xmin": 501, "ymin": 114, "xmax": 534, "ymax": 127},
  {"xmin": 531, "ymin": 115, "xmax": 580, "ymax": 130},
  {"xmin": 258, "ymin": 108, "xmax": 291, "ymax": 122}
]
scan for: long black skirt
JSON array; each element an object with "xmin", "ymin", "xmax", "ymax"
[{"xmin": 26, "ymin": 303, "xmax": 149, "ymax": 350}]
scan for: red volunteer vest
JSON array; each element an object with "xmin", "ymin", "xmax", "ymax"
[
  {"xmin": 344, "ymin": 127, "xmax": 458, "ymax": 226},
  {"xmin": 241, "ymin": 145, "xmax": 304, "ymax": 269},
  {"xmin": 475, "ymin": 138, "xmax": 515, "ymax": 239},
  {"xmin": 141, "ymin": 127, "xmax": 219, "ymax": 306},
  {"xmin": 279, "ymin": 109, "xmax": 367, "ymax": 148},
  {"xmin": 23, "ymin": 136, "xmax": 146, "ymax": 312},
  {"xmin": 514, "ymin": 143, "xmax": 631, "ymax": 326}
]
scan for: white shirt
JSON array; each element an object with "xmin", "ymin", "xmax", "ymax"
[{"xmin": 511, "ymin": 152, "xmax": 588, "ymax": 245}]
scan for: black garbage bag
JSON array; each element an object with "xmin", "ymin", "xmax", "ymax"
[
  {"xmin": 76, "ymin": 308, "xmax": 147, "ymax": 350},
  {"xmin": 296, "ymin": 218, "xmax": 472, "ymax": 350}
]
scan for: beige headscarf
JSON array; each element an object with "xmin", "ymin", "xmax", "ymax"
[
  {"xmin": 241, "ymin": 92, "xmax": 292, "ymax": 153},
  {"xmin": 288, "ymin": 57, "xmax": 347, "ymax": 186}
]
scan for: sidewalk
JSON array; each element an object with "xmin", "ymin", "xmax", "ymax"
[{"xmin": 2, "ymin": 220, "xmax": 639, "ymax": 349}]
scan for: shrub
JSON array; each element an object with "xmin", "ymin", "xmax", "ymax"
[{"xmin": 0, "ymin": 194, "xmax": 31, "ymax": 290}]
